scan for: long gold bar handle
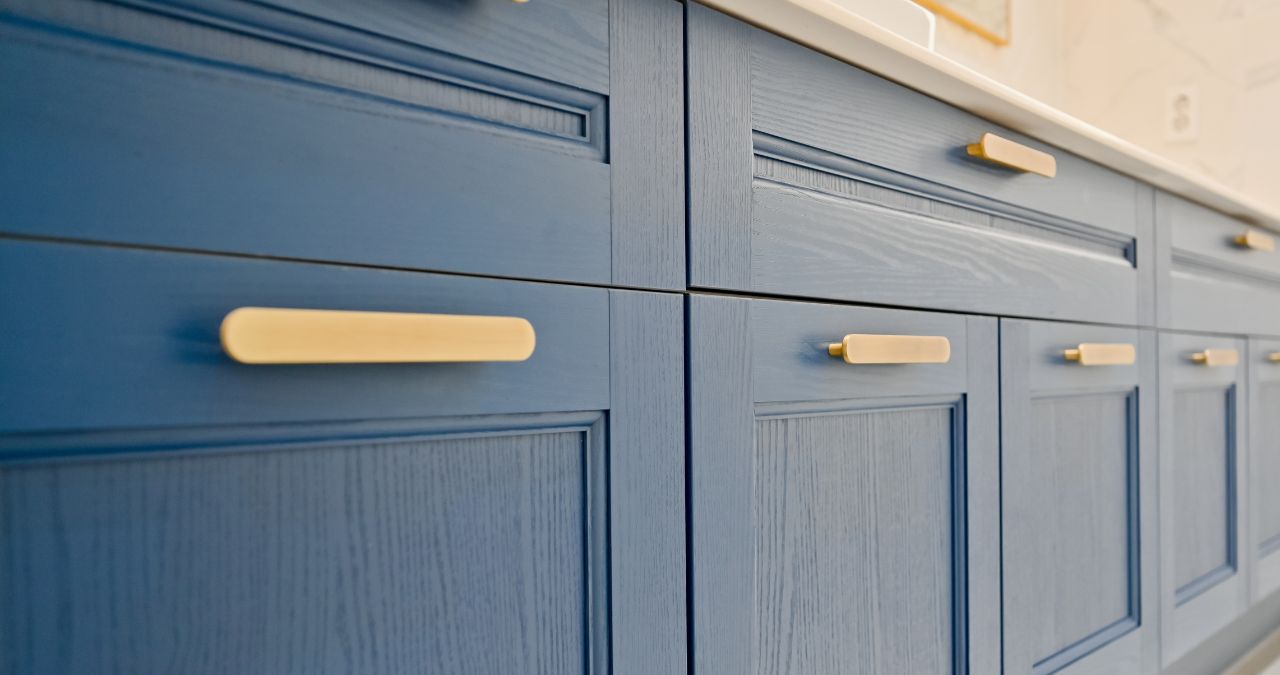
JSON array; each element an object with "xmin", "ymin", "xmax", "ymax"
[
  {"xmin": 221, "ymin": 307, "xmax": 536, "ymax": 364},
  {"xmin": 1191, "ymin": 349, "xmax": 1239, "ymax": 367},
  {"xmin": 966, "ymin": 132, "xmax": 1057, "ymax": 178},
  {"xmin": 1062, "ymin": 343, "xmax": 1136, "ymax": 366},
  {"xmin": 827, "ymin": 334, "xmax": 951, "ymax": 365},
  {"xmin": 1235, "ymin": 229, "xmax": 1276, "ymax": 252}
]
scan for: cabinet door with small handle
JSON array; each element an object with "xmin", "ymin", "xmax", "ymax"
[
  {"xmin": 689, "ymin": 295, "xmax": 1000, "ymax": 675},
  {"xmin": 1250, "ymin": 338, "xmax": 1280, "ymax": 602},
  {"xmin": 1000, "ymin": 319, "xmax": 1158, "ymax": 675},
  {"xmin": 1158, "ymin": 331, "xmax": 1249, "ymax": 665}
]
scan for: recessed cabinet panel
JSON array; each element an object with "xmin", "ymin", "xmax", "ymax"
[
  {"xmin": 1, "ymin": 420, "xmax": 605, "ymax": 675},
  {"xmin": 752, "ymin": 402, "xmax": 957, "ymax": 673},
  {"xmin": 1159, "ymin": 332, "xmax": 1250, "ymax": 665},
  {"xmin": 1022, "ymin": 394, "xmax": 1136, "ymax": 661},
  {"xmin": 1251, "ymin": 338, "xmax": 1280, "ymax": 601},
  {"xmin": 1001, "ymin": 319, "xmax": 1157, "ymax": 675},
  {"xmin": 1171, "ymin": 387, "xmax": 1235, "ymax": 600},
  {"xmin": 690, "ymin": 296, "xmax": 1001, "ymax": 675}
]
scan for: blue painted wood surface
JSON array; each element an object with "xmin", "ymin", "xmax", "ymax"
[
  {"xmin": 0, "ymin": 0, "xmax": 684, "ymax": 290},
  {"xmin": 1001, "ymin": 319, "xmax": 1159, "ymax": 675},
  {"xmin": 1160, "ymin": 331, "xmax": 1252, "ymax": 666},
  {"xmin": 690, "ymin": 295, "xmax": 1000, "ymax": 675}
]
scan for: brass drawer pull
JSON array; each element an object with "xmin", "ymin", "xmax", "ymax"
[
  {"xmin": 221, "ymin": 307, "xmax": 536, "ymax": 364},
  {"xmin": 1268, "ymin": 352, "xmax": 1280, "ymax": 363},
  {"xmin": 1235, "ymin": 229, "xmax": 1276, "ymax": 252},
  {"xmin": 966, "ymin": 132, "xmax": 1057, "ymax": 178},
  {"xmin": 1191, "ymin": 349, "xmax": 1239, "ymax": 367},
  {"xmin": 1063, "ymin": 343, "xmax": 1136, "ymax": 366},
  {"xmin": 827, "ymin": 334, "xmax": 951, "ymax": 365}
]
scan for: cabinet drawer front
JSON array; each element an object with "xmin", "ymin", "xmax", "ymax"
[
  {"xmin": 1159, "ymin": 331, "xmax": 1250, "ymax": 664},
  {"xmin": 0, "ymin": 239, "xmax": 610, "ymax": 438},
  {"xmin": 690, "ymin": 295, "xmax": 1000, "ymax": 675},
  {"xmin": 0, "ymin": 0, "xmax": 683, "ymax": 288},
  {"xmin": 1000, "ymin": 320, "xmax": 1158, "ymax": 674},
  {"xmin": 688, "ymin": 5, "xmax": 1146, "ymax": 324},
  {"xmin": 1161, "ymin": 192, "xmax": 1280, "ymax": 334}
]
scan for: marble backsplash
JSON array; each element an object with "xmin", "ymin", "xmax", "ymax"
[{"xmin": 932, "ymin": 0, "xmax": 1280, "ymax": 210}]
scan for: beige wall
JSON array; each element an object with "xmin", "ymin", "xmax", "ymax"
[{"xmin": 930, "ymin": 0, "xmax": 1280, "ymax": 209}]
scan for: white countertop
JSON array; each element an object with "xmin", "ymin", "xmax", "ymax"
[{"xmin": 703, "ymin": 0, "xmax": 1280, "ymax": 231}]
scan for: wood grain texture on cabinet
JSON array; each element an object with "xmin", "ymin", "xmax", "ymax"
[
  {"xmin": 1001, "ymin": 320, "xmax": 1158, "ymax": 675},
  {"xmin": 1251, "ymin": 337, "xmax": 1280, "ymax": 602},
  {"xmin": 1, "ymin": 415, "xmax": 610, "ymax": 675},
  {"xmin": 690, "ymin": 295, "xmax": 1000, "ymax": 675},
  {"xmin": 1160, "ymin": 331, "xmax": 1251, "ymax": 666},
  {"xmin": 0, "ymin": 0, "xmax": 685, "ymax": 290}
]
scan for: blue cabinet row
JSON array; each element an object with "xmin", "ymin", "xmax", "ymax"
[{"xmin": 3, "ymin": 0, "xmax": 1280, "ymax": 673}]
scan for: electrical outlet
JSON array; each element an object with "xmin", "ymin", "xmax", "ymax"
[{"xmin": 1165, "ymin": 85, "xmax": 1199, "ymax": 143}]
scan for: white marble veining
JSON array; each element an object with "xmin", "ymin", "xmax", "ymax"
[{"xmin": 704, "ymin": 0, "xmax": 1280, "ymax": 230}]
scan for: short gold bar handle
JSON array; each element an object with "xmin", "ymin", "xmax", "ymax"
[
  {"xmin": 1191, "ymin": 348, "xmax": 1239, "ymax": 367},
  {"xmin": 1235, "ymin": 229, "xmax": 1276, "ymax": 252},
  {"xmin": 827, "ymin": 334, "xmax": 951, "ymax": 365},
  {"xmin": 1063, "ymin": 343, "xmax": 1136, "ymax": 366},
  {"xmin": 1269, "ymin": 352, "xmax": 1280, "ymax": 363},
  {"xmin": 221, "ymin": 307, "xmax": 536, "ymax": 364},
  {"xmin": 966, "ymin": 132, "xmax": 1057, "ymax": 178}
]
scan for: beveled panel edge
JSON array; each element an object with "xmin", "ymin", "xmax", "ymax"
[
  {"xmin": 2, "ymin": 0, "xmax": 607, "ymax": 159},
  {"xmin": 753, "ymin": 132, "xmax": 1135, "ymax": 265}
]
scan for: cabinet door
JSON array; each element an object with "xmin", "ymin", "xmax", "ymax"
[
  {"xmin": 689, "ymin": 295, "xmax": 999, "ymax": 675},
  {"xmin": 1000, "ymin": 320, "xmax": 1158, "ymax": 674},
  {"xmin": 1159, "ymin": 332, "xmax": 1249, "ymax": 664},
  {"xmin": 0, "ymin": 242, "xmax": 685, "ymax": 675},
  {"xmin": 1250, "ymin": 338, "xmax": 1280, "ymax": 601}
]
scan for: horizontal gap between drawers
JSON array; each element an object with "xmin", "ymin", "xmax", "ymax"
[
  {"xmin": 752, "ymin": 132, "xmax": 1135, "ymax": 266},
  {"xmin": 2, "ymin": 0, "xmax": 606, "ymax": 160}
]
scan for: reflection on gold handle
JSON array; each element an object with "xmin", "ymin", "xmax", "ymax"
[
  {"xmin": 827, "ymin": 334, "xmax": 951, "ymax": 365},
  {"xmin": 1268, "ymin": 352, "xmax": 1280, "ymax": 363},
  {"xmin": 966, "ymin": 132, "xmax": 1057, "ymax": 178},
  {"xmin": 1063, "ymin": 343, "xmax": 1136, "ymax": 366},
  {"xmin": 1191, "ymin": 349, "xmax": 1239, "ymax": 367},
  {"xmin": 221, "ymin": 307, "xmax": 536, "ymax": 364},
  {"xmin": 1235, "ymin": 229, "xmax": 1276, "ymax": 252}
]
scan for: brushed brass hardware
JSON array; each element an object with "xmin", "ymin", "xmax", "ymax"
[
  {"xmin": 221, "ymin": 307, "xmax": 536, "ymax": 364},
  {"xmin": 1062, "ymin": 343, "xmax": 1136, "ymax": 366},
  {"xmin": 1191, "ymin": 348, "xmax": 1239, "ymax": 367},
  {"xmin": 1268, "ymin": 352, "xmax": 1280, "ymax": 363},
  {"xmin": 966, "ymin": 132, "xmax": 1057, "ymax": 178},
  {"xmin": 1234, "ymin": 229, "xmax": 1276, "ymax": 252},
  {"xmin": 827, "ymin": 334, "xmax": 951, "ymax": 365}
]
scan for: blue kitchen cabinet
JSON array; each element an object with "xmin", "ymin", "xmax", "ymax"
[
  {"xmin": 686, "ymin": 3, "xmax": 1152, "ymax": 326},
  {"xmin": 1159, "ymin": 331, "xmax": 1250, "ymax": 665},
  {"xmin": 1000, "ymin": 320, "xmax": 1159, "ymax": 674},
  {"xmin": 0, "ymin": 240, "xmax": 685, "ymax": 675},
  {"xmin": 1252, "ymin": 337, "xmax": 1280, "ymax": 603},
  {"xmin": 0, "ymin": 0, "xmax": 684, "ymax": 289},
  {"xmin": 689, "ymin": 295, "xmax": 1001, "ymax": 675}
]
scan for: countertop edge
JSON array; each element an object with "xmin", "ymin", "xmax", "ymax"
[{"xmin": 702, "ymin": 0, "xmax": 1280, "ymax": 231}]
